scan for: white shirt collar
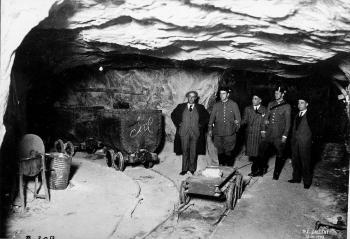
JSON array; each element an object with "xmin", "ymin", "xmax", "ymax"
[
  {"xmin": 299, "ymin": 109, "xmax": 307, "ymax": 116},
  {"xmin": 187, "ymin": 103, "xmax": 194, "ymax": 109},
  {"xmin": 254, "ymin": 105, "xmax": 260, "ymax": 110}
]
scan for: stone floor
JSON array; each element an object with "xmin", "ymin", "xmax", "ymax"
[{"xmin": 4, "ymin": 142, "xmax": 348, "ymax": 239}]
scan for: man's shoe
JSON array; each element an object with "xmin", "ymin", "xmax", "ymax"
[
  {"xmin": 262, "ymin": 167, "xmax": 268, "ymax": 175},
  {"xmin": 288, "ymin": 179, "xmax": 301, "ymax": 183},
  {"xmin": 179, "ymin": 171, "xmax": 187, "ymax": 175},
  {"xmin": 304, "ymin": 184, "xmax": 311, "ymax": 189},
  {"xmin": 249, "ymin": 169, "xmax": 264, "ymax": 177},
  {"xmin": 256, "ymin": 169, "xmax": 264, "ymax": 177},
  {"xmin": 248, "ymin": 172, "xmax": 256, "ymax": 177}
]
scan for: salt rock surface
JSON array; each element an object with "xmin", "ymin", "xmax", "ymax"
[
  {"xmin": 58, "ymin": 68, "xmax": 219, "ymax": 139},
  {"xmin": 1, "ymin": 0, "xmax": 58, "ymax": 145},
  {"xmin": 36, "ymin": 0, "xmax": 350, "ymax": 68},
  {"xmin": 2, "ymin": 0, "xmax": 350, "ymax": 145}
]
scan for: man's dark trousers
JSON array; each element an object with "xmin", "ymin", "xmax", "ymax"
[
  {"xmin": 179, "ymin": 107, "xmax": 200, "ymax": 172},
  {"xmin": 258, "ymin": 138, "xmax": 286, "ymax": 176},
  {"xmin": 181, "ymin": 131, "xmax": 198, "ymax": 172},
  {"xmin": 291, "ymin": 114, "xmax": 312, "ymax": 186}
]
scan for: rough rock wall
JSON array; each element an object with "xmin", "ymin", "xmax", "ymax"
[
  {"xmin": 59, "ymin": 68, "xmax": 219, "ymax": 139},
  {"xmin": 36, "ymin": 0, "xmax": 350, "ymax": 71},
  {"xmin": 0, "ymin": 0, "xmax": 59, "ymax": 146}
]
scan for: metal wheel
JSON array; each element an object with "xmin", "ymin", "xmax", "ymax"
[
  {"xmin": 226, "ymin": 181, "xmax": 238, "ymax": 210},
  {"xmin": 54, "ymin": 139, "xmax": 65, "ymax": 153},
  {"xmin": 86, "ymin": 138, "xmax": 97, "ymax": 154},
  {"xmin": 235, "ymin": 174, "xmax": 243, "ymax": 199},
  {"xmin": 144, "ymin": 161, "xmax": 154, "ymax": 169},
  {"xmin": 179, "ymin": 181, "xmax": 190, "ymax": 205},
  {"xmin": 64, "ymin": 141, "xmax": 75, "ymax": 156},
  {"xmin": 106, "ymin": 149, "xmax": 115, "ymax": 167},
  {"xmin": 150, "ymin": 153, "xmax": 158, "ymax": 162},
  {"xmin": 113, "ymin": 151, "xmax": 125, "ymax": 171},
  {"xmin": 143, "ymin": 152, "xmax": 154, "ymax": 168}
]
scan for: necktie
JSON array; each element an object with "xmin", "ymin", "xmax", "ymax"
[
  {"xmin": 255, "ymin": 107, "xmax": 258, "ymax": 113},
  {"xmin": 189, "ymin": 105, "xmax": 193, "ymax": 112},
  {"xmin": 296, "ymin": 112, "xmax": 303, "ymax": 129}
]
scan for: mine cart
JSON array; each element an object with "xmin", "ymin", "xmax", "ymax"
[
  {"xmin": 99, "ymin": 109, "xmax": 162, "ymax": 171},
  {"xmin": 52, "ymin": 106, "xmax": 104, "ymax": 156},
  {"xmin": 179, "ymin": 166, "xmax": 243, "ymax": 209}
]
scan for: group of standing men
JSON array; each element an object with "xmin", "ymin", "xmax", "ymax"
[{"xmin": 171, "ymin": 85, "xmax": 314, "ymax": 189}]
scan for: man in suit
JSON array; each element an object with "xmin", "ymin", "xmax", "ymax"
[
  {"xmin": 171, "ymin": 91, "xmax": 209, "ymax": 175},
  {"xmin": 208, "ymin": 87, "xmax": 241, "ymax": 166},
  {"xmin": 259, "ymin": 86, "xmax": 291, "ymax": 180},
  {"xmin": 241, "ymin": 92, "xmax": 266, "ymax": 176},
  {"xmin": 288, "ymin": 95, "xmax": 314, "ymax": 189}
]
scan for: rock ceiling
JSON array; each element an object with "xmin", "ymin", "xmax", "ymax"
[{"xmin": 16, "ymin": 0, "xmax": 350, "ymax": 77}]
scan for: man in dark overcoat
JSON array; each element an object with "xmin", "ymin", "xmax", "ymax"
[
  {"xmin": 258, "ymin": 86, "xmax": 291, "ymax": 180},
  {"xmin": 208, "ymin": 87, "xmax": 241, "ymax": 166},
  {"xmin": 288, "ymin": 95, "xmax": 316, "ymax": 189},
  {"xmin": 171, "ymin": 91, "xmax": 209, "ymax": 175},
  {"xmin": 241, "ymin": 93, "xmax": 266, "ymax": 176}
]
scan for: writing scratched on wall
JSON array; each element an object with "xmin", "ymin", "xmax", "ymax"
[{"xmin": 130, "ymin": 117, "xmax": 153, "ymax": 138}]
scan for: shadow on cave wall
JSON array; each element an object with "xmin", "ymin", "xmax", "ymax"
[{"xmin": 0, "ymin": 1, "xmax": 82, "ymax": 234}]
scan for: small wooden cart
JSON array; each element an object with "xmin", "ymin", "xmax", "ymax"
[{"xmin": 179, "ymin": 166, "xmax": 244, "ymax": 209}]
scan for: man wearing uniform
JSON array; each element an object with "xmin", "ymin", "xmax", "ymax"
[
  {"xmin": 241, "ymin": 92, "xmax": 267, "ymax": 176},
  {"xmin": 288, "ymin": 95, "xmax": 315, "ymax": 189},
  {"xmin": 171, "ymin": 91, "xmax": 209, "ymax": 175},
  {"xmin": 208, "ymin": 87, "xmax": 241, "ymax": 166},
  {"xmin": 259, "ymin": 86, "xmax": 291, "ymax": 180}
]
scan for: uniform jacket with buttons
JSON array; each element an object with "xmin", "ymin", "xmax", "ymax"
[
  {"xmin": 262, "ymin": 100, "xmax": 291, "ymax": 139},
  {"xmin": 209, "ymin": 99, "xmax": 241, "ymax": 136}
]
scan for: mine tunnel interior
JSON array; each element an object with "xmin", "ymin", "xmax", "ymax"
[
  {"xmin": 1, "ymin": 2, "xmax": 350, "ymax": 237},
  {"xmin": 5, "ymin": 30, "xmax": 349, "ymax": 150},
  {"xmin": 1, "ymin": 24, "xmax": 348, "ymax": 191}
]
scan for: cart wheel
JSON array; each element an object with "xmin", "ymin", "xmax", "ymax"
[
  {"xmin": 179, "ymin": 181, "xmax": 191, "ymax": 205},
  {"xmin": 113, "ymin": 151, "xmax": 125, "ymax": 171},
  {"xmin": 235, "ymin": 174, "xmax": 243, "ymax": 199},
  {"xmin": 64, "ymin": 141, "xmax": 75, "ymax": 157},
  {"xmin": 54, "ymin": 139, "xmax": 65, "ymax": 153},
  {"xmin": 144, "ymin": 161, "xmax": 154, "ymax": 169},
  {"xmin": 150, "ymin": 153, "xmax": 158, "ymax": 162},
  {"xmin": 86, "ymin": 138, "xmax": 97, "ymax": 154},
  {"xmin": 106, "ymin": 149, "xmax": 115, "ymax": 167},
  {"xmin": 226, "ymin": 182, "xmax": 238, "ymax": 210},
  {"xmin": 143, "ymin": 152, "xmax": 154, "ymax": 168}
]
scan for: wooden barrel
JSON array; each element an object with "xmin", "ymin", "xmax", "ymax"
[{"xmin": 99, "ymin": 109, "xmax": 162, "ymax": 154}]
